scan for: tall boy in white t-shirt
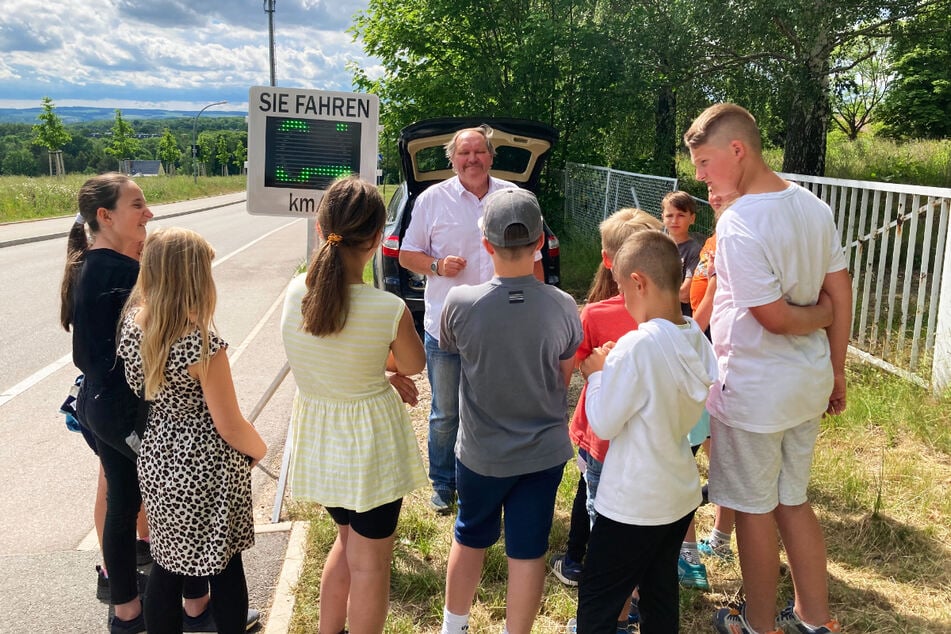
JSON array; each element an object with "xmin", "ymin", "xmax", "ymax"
[{"xmin": 685, "ymin": 103, "xmax": 851, "ymax": 634}]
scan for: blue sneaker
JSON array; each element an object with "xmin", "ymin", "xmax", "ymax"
[
  {"xmin": 430, "ymin": 490, "xmax": 453, "ymax": 515},
  {"xmin": 713, "ymin": 605, "xmax": 782, "ymax": 634},
  {"xmin": 549, "ymin": 553, "xmax": 582, "ymax": 587},
  {"xmin": 677, "ymin": 555, "xmax": 710, "ymax": 590},
  {"xmin": 776, "ymin": 600, "xmax": 841, "ymax": 633}
]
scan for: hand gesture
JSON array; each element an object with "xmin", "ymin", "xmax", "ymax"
[
  {"xmin": 388, "ymin": 372, "xmax": 419, "ymax": 407},
  {"xmin": 440, "ymin": 255, "xmax": 467, "ymax": 277},
  {"xmin": 580, "ymin": 342, "xmax": 614, "ymax": 379}
]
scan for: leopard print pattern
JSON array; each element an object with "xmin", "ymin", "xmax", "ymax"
[{"xmin": 118, "ymin": 309, "xmax": 254, "ymax": 576}]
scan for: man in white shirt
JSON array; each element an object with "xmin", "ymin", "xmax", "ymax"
[{"xmin": 401, "ymin": 125, "xmax": 543, "ymax": 513}]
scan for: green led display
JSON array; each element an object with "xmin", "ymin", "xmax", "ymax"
[
  {"xmin": 278, "ymin": 119, "xmax": 310, "ymax": 132},
  {"xmin": 264, "ymin": 116, "xmax": 362, "ymax": 190}
]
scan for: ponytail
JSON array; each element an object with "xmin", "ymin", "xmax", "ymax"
[
  {"xmin": 299, "ymin": 177, "xmax": 385, "ymax": 336},
  {"xmin": 60, "ymin": 222, "xmax": 91, "ymax": 331},
  {"xmin": 60, "ymin": 172, "xmax": 131, "ymax": 331},
  {"xmin": 585, "ymin": 263, "xmax": 618, "ymax": 304}
]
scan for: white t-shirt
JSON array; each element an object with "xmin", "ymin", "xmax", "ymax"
[
  {"xmin": 401, "ymin": 175, "xmax": 516, "ymax": 340},
  {"xmin": 708, "ymin": 183, "xmax": 848, "ymax": 432},
  {"xmin": 587, "ymin": 318, "xmax": 717, "ymax": 526}
]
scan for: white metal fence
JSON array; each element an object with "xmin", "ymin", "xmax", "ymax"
[{"xmin": 564, "ymin": 163, "xmax": 951, "ymax": 393}]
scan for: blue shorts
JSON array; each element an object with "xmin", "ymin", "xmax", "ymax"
[{"xmin": 454, "ymin": 460, "xmax": 565, "ymax": 559}]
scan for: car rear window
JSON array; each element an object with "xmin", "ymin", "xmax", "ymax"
[{"xmin": 413, "ymin": 145, "xmax": 534, "ymax": 176}]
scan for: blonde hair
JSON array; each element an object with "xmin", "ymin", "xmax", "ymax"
[
  {"xmin": 683, "ymin": 103, "xmax": 762, "ymax": 154},
  {"xmin": 613, "ymin": 231, "xmax": 682, "ymax": 294},
  {"xmin": 586, "ymin": 208, "xmax": 663, "ymax": 303},
  {"xmin": 301, "ymin": 177, "xmax": 385, "ymax": 336},
  {"xmin": 127, "ymin": 227, "xmax": 217, "ymax": 400}
]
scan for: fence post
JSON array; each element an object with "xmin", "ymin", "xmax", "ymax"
[{"xmin": 931, "ymin": 199, "xmax": 951, "ymax": 395}]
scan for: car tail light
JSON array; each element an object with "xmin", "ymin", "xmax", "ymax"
[
  {"xmin": 381, "ymin": 235, "xmax": 400, "ymax": 258},
  {"xmin": 547, "ymin": 234, "xmax": 560, "ymax": 257}
]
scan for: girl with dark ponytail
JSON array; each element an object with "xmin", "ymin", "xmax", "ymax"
[
  {"xmin": 281, "ymin": 177, "xmax": 427, "ymax": 633},
  {"xmin": 59, "ymin": 173, "xmax": 152, "ymax": 633}
]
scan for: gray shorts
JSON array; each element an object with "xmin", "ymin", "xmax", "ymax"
[{"xmin": 708, "ymin": 415, "xmax": 820, "ymax": 514}]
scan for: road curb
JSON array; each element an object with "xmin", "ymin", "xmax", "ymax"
[
  {"xmin": 0, "ymin": 197, "xmax": 247, "ymax": 249},
  {"xmin": 262, "ymin": 521, "xmax": 308, "ymax": 634}
]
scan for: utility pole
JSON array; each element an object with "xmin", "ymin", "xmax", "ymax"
[{"xmin": 264, "ymin": 0, "xmax": 277, "ymax": 87}]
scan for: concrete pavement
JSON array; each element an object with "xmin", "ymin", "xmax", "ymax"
[{"xmin": 0, "ymin": 192, "xmax": 308, "ymax": 633}]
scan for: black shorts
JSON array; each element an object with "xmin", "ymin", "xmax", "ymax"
[{"xmin": 325, "ymin": 498, "xmax": 403, "ymax": 540}]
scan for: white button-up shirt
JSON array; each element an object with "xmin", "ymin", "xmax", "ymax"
[{"xmin": 401, "ymin": 175, "xmax": 516, "ymax": 340}]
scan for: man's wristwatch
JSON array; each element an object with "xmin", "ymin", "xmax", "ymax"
[{"xmin": 430, "ymin": 258, "xmax": 441, "ymax": 276}]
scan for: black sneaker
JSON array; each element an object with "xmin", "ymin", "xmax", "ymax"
[
  {"xmin": 183, "ymin": 606, "xmax": 261, "ymax": 632},
  {"xmin": 136, "ymin": 539, "xmax": 153, "ymax": 566},
  {"xmin": 109, "ymin": 612, "xmax": 146, "ymax": 634}
]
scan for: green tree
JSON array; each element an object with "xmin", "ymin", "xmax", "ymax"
[
  {"xmin": 215, "ymin": 134, "xmax": 231, "ymax": 176},
  {"xmin": 692, "ymin": 0, "xmax": 948, "ymax": 175},
  {"xmin": 103, "ymin": 109, "xmax": 140, "ymax": 171},
  {"xmin": 157, "ymin": 128, "xmax": 182, "ymax": 175},
  {"xmin": 878, "ymin": 6, "xmax": 951, "ymax": 139},
  {"xmin": 31, "ymin": 96, "xmax": 72, "ymax": 176},
  {"xmin": 830, "ymin": 38, "xmax": 893, "ymax": 140},
  {"xmin": 350, "ymin": 0, "xmax": 627, "ymax": 177}
]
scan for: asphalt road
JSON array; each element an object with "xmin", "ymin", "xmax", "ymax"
[{"xmin": 0, "ymin": 194, "xmax": 309, "ymax": 631}]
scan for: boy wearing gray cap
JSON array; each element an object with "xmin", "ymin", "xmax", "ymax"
[{"xmin": 438, "ymin": 188, "xmax": 582, "ymax": 634}]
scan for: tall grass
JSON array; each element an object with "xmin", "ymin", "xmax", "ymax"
[{"xmin": 0, "ymin": 174, "xmax": 246, "ymax": 223}]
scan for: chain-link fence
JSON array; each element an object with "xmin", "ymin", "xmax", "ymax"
[{"xmin": 562, "ymin": 162, "xmax": 714, "ymax": 238}]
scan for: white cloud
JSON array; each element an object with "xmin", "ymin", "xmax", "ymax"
[{"xmin": 0, "ymin": 0, "xmax": 376, "ymax": 111}]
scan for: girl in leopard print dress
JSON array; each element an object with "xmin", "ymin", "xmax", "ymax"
[{"xmin": 118, "ymin": 227, "xmax": 266, "ymax": 634}]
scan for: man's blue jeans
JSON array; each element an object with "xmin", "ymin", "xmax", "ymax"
[{"xmin": 424, "ymin": 332, "xmax": 461, "ymax": 498}]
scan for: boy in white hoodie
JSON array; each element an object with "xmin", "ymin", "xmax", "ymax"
[{"xmin": 572, "ymin": 230, "xmax": 717, "ymax": 634}]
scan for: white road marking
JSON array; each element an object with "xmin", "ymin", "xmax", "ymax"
[{"xmin": 0, "ymin": 218, "xmax": 303, "ymax": 410}]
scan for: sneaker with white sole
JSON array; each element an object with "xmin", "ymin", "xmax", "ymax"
[
  {"xmin": 776, "ymin": 600, "xmax": 841, "ymax": 633},
  {"xmin": 713, "ymin": 605, "xmax": 782, "ymax": 634},
  {"xmin": 549, "ymin": 553, "xmax": 582, "ymax": 587},
  {"xmin": 678, "ymin": 555, "xmax": 710, "ymax": 590}
]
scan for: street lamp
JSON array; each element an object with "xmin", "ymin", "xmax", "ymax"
[{"xmin": 192, "ymin": 100, "xmax": 228, "ymax": 183}]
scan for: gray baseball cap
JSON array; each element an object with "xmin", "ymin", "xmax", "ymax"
[{"xmin": 481, "ymin": 188, "xmax": 543, "ymax": 247}]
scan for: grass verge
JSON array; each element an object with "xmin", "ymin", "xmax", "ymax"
[
  {"xmin": 0, "ymin": 174, "xmax": 246, "ymax": 223},
  {"xmin": 286, "ymin": 360, "xmax": 951, "ymax": 632}
]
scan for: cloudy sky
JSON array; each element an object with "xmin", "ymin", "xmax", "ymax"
[{"xmin": 0, "ymin": 0, "xmax": 378, "ymax": 112}]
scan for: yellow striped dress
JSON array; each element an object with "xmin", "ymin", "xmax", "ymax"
[{"xmin": 280, "ymin": 275, "xmax": 427, "ymax": 512}]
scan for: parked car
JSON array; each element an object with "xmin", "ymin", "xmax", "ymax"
[{"xmin": 372, "ymin": 117, "xmax": 561, "ymax": 333}]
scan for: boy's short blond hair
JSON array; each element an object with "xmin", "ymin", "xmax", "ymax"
[
  {"xmin": 600, "ymin": 207, "xmax": 663, "ymax": 257},
  {"xmin": 613, "ymin": 231, "xmax": 682, "ymax": 294},
  {"xmin": 683, "ymin": 103, "xmax": 762, "ymax": 154}
]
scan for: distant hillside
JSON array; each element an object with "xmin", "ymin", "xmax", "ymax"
[{"xmin": 0, "ymin": 106, "xmax": 248, "ymax": 124}]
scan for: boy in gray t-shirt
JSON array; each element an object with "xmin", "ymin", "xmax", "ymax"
[{"xmin": 438, "ymin": 188, "xmax": 582, "ymax": 634}]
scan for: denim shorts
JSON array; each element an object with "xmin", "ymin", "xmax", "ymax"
[{"xmin": 454, "ymin": 460, "xmax": 564, "ymax": 559}]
